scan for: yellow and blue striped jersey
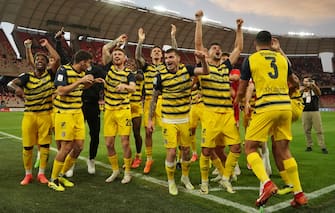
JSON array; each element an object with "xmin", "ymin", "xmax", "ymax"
[
  {"xmin": 154, "ymin": 64, "xmax": 194, "ymax": 120},
  {"xmin": 198, "ymin": 60, "xmax": 233, "ymax": 113},
  {"xmin": 130, "ymin": 70, "xmax": 144, "ymax": 105},
  {"xmin": 104, "ymin": 65, "xmax": 135, "ymax": 110},
  {"xmin": 143, "ymin": 63, "xmax": 166, "ymax": 98},
  {"xmin": 19, "ymin": 69, "xmax": 54, "ymax": 112},
  {"xmin": 53, "ymin": 65, "xmax": 85, "ymax": 113},
  {"xmin": 241, "ymin": 50, "xmax": 291, "ymax": 113}
]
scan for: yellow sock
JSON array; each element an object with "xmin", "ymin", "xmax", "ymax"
[
  {"xmin": 279, "ymin": 170, "xmax": 291, "ymax": 185},
  {"xmin": 22, "ymin": 149, "xmax": 33, "ymax": 172},
  {"xmin": 223, "ymin": 152, "xmax": 240, "ymax": 178},
  {"xmin": 124, "ymin": 158, "xmax": 131, "ymax": 173},
  {"xmin": 199, "ymin": 153, "xmax": 210, "ymax": 182},
  {"xmin": 211, "ymin": 157, "xmax": 224, "ymax": 176},
  {"xmin": 283, "ymin": 158, "xmax": 302, "ymax": 193},
  {"xmin": 165, "ymin": 161, "xmax": 176, "ymax": 181},
  {"xmin": 181, "ymin": 160, "xmax": 191, "ymax": 177},
  {"xmin": 247, "ymin": 152, "xmax": 269, "ymax": 183},
  {"xmin": 177, "ymin": 149, "xmax": 182, "ymax": 162},
  {"xmin": 51, "ymin": 160, "xmax": 64, "ymax": 180},
  {"xmin": 108, "ymin": 154, "xmax": 119, "ymax": 171},
  {"xmin": 145, "ymin": 146, "xmax": 152, "ymax": 161},
  {"xmin": 61, "ymin": 155, "xmax": 76, "ymax": 175},
  {"xmin": 39, "ymin": 147, "xmax": 49, "ymax": 170},
  {"xmin": 135, "ymin": 153, "xmax": 141, "ymax": 158}
]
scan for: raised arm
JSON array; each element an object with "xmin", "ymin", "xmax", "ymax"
[
  {"xmin": 135, "ymin": 28, "xmax": 146, "ymax": 68},
  {"xmin": 171, "ymin": 24, "xmax": 178, "ymax": 49},
  {"xmin": 147, "ymin": 89, "xmax": 161, "ymax": 133},
  {"xmin": 54, "ymin": 27, "xmax": 72, "ymax": 65},
  {"xmin": 271, "ymin": 37, "xmax": 292, "ymax": 66},
  {"xmin": 229, "ymin": 19, "xmax": 244, "ymax": 65},
  {"xmin": 40, "ymin": 38, "xmax": 61, "ymax": 73},
  {"xmin": 194, "ymin": 10, "xmax": 204, "ymax": 51},
  {"xmin": 24, "ymin": 39, "xmax": 34, "ymax": 68},
  {"xmin": 310, "ymin": 81, "xmax": 321, "ymax": 96},
  {"xmin": 102, "ymin": 34, "xmax": 128, "ymax": 66},
  {"xmin": 194, "ymin": 50, "xmax": 209, "ymax": 75}
]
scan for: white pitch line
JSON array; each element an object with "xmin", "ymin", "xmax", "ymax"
[
  {"xmin": 0, "ymin": 130, "xmax": 257, "ymax": 212},
  {"xmin": 210, "ymin": 186, "xmax": 259, "ymax": 192},
  {"xmin": 1, "ymin": 130, "xmax": 334, "ymax": 212},
  {"xmin": 265, "ymin": 184, "xmax": 335, "ymax": 212},
  {"xmin": 0, "ymin": 136, "xmax": 11, "ymax": 140}
]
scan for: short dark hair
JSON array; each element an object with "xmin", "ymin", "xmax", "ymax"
[
  {"xmin": 34, "ymin": 52, "xmax": 49, "ymax": 63},
  {"xmin": 255, "ymin": 30, "xmax": 272, "ymax": 46},
  {"xmin": 303, "ymin": 75, "xmax": 312, "ymax": 80},
  {"xmin": 112, "ymin": 47, "xmax": 126, "ymax": 54},
  {"xmin": 209, "ymin": 42, "xmax": 222, "ymax": 49},
  {"xmin": 73, "ymin": 50, "xmax": 92, "ymax": 64},
  {"xmin": 165, "ymin": 48, "xmax": 179, "ymax": 56},
  {"xmin": 151, "ymin": 45, "xmax": 163, "ymax": 55},
  {"xmin": 222, "ymin": 52, "xmax": 230, "ymax": 57}
]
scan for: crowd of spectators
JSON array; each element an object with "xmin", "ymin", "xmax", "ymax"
[{"xmin": 0, "ymin": 28, "xmax": 335, "ymax": 108}]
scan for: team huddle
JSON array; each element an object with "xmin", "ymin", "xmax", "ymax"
[{"xmin": 7, "ymin": 10, "xmax": 308, "ymax": 208}]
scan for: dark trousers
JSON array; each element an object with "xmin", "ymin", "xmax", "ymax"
[{"xmin": 82, "ymin": 102, "xmax": 101, "ymax": 160}]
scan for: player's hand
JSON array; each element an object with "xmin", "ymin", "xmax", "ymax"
[
  {"xmin": 24, "ymin": 39, "xmax": 32, "ymax": 49},
  {"xmin": 194, "ymin": 50, "xmax": 207, "ymax": 60},
  {"xmin": 244, "ymin": 102, "xmax": 251, "ymax": 116},
  {"xmin": 116, "ymin": 83, "xmax": 127, "ymax": 92},
  {"xmin": 271, "ymin": 38, "xmax": 281, "ymax": 51},
  {"xmin": 138, "ymin": 28, "xmax": 145, "ymax": 42},
  {"xmin": 171, "ymin": 24, "xmax": 176, "ymax": 37},
  {"xmin": 55, "ymin": 27, "xmax": 64, "ymax": 39},
  {"xmin": 94, "ymin": 78, "xmax": 105, "ymax": 84},
  {"xmin": 236, "ymin": 18, "xmax": 244, "ymax": 28},
  {"xmin": 39, "ymin": 38, "xmax": 49, "ymax": 47},
  {"xmin": 117, "ymin": 34, "xmax": 128, "ymax": 44},
  {"xmin": 15, "ymin": 87, "xmax": 24, "ymax": 98},
  {"xmin": 81, "ymin": 74, "xmax": 94, "ymax": 84},
  {"xmin": 147, "ymin": 120, "xmax": 155, "ymax": 133},
  {"xmin": 195, "ymin": 10, "xmax": 204, "ymax": 20}
]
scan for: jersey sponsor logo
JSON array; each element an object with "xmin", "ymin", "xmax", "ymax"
[
  {"xmin": 153, "ymin": 77, "xmax": 157, "ymax": 85},
  {"xmin": 57, "ymin": 74, "xmax": 64, "ymax": 82},
  {"xmin": 126, "ymin": 119, "xmax": 132, "ymax": 126}
]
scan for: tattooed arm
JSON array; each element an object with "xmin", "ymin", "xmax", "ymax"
[{"xmin": 147, "ymin": 89, "xmax": 161, "ymax": 133}]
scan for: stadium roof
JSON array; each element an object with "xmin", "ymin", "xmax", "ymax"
[{"xmin": 1, "ymin": 0, "xmax": 335, "ymax": 54}]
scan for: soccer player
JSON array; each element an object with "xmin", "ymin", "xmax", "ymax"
[
  {"xmin": 236, "ymin": 30, "xmax": 307, "ymax": 207},
  {"xmin": 48, "ymin": 50, "xmax": 103, "ymax": 192},
  {"xmin": 102, "ymin": 46, "xmax": 136, "ymax": 184},
  {"xmin": 125, "ymin": 58, "xmax": 145, "ymax": 169},
  {"xmin": 135, "ymin": 25, "xmax": 178, "ymax": 174},
  {"xmin": 195, "ymin": 10, "xmax": 243, "ymax": 194},
  {"xmin": 7, "ymin": 38, "xmax": 60, "ymax": 185},
  {"xmin": 52, "ymin": 28, "xmax": 107, "ymax": 176},
  {"xmin": 148, "ymin": 48, "xmax": 209, "ymax": 195},
  {"xmin": 271, "ymin": 38, "xmax": 305, "ymax": 195},
  {"xmin": 189, "ymin": 77, "xmax": 203, "ymax": 162}
]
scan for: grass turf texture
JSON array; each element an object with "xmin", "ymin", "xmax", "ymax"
[{"xmin": 0, "ymin": 111, "xmax": 334, "ymax": 212}]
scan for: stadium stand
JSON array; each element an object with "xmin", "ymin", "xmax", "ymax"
[{"xmin": 0, "ymin": 0, "xmax": 334, "ymax": 108}]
